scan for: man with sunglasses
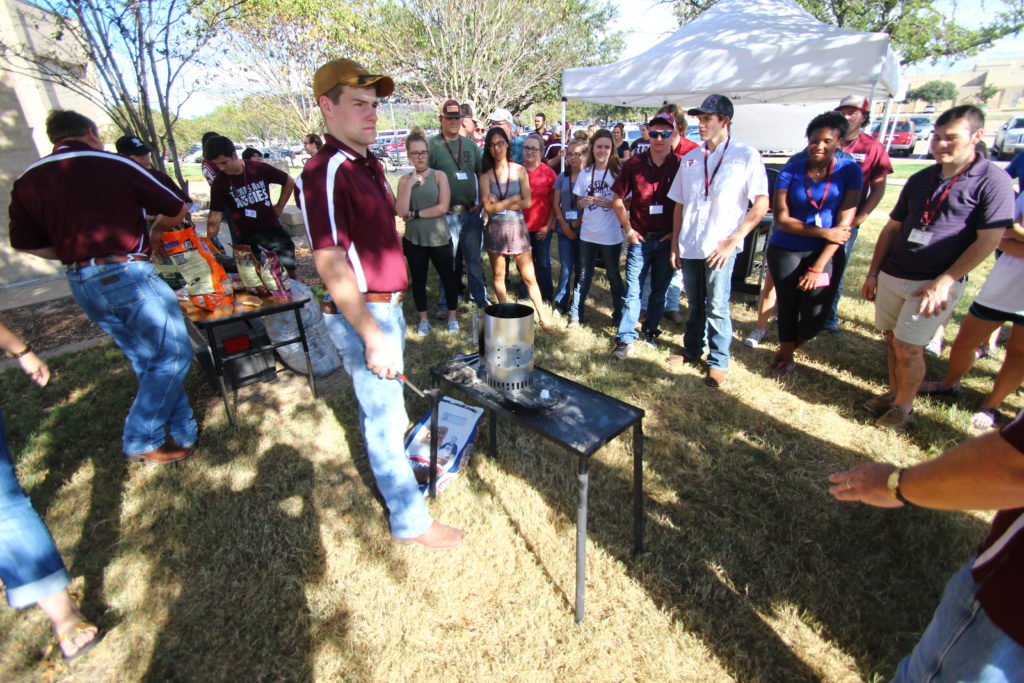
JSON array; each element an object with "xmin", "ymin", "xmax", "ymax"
[
  {"xmin": 430, "ymin": 99, "xmax": 488, "ymax": 313},
  {"xmin": 666, "ymin": 94, "xmax": 769, "ymax": 387},
  {"xmin": 611, "ymin": 112, "xmax": 683, "ymax": 359}
]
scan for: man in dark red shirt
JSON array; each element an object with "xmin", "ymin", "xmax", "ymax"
[
  {"xmin": 829, "ymin": 409, "xmax": 1024, "ymax": 678},
  {"xmin": 610, "ymin": 112, "xmax": 683, "ymax": 359},
  {"xmin": 205, "ymin": 136, "xmax": 297, "ymax": 275},
  {"xmin": 9, "ymin": 110, "xmax": 195, "ymax": 464},
  {"xmin": 297, "ymin": 58, "xmax": 464, "ymax": 550}
]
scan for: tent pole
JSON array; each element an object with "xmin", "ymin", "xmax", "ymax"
[
  {"xmin": 561, "ymin": 97, "xmax": 567, "ymax": 174},
  {"xmin": 879, "ymin": 98, "xmax": 893, "ymax": 153}
]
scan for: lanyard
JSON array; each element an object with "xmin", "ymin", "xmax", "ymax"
[
  {"xmin": 491, "ymin": 166, "xmax": 512, "ymax": 200},
  {"xmin": 803, "ymin": 158, "xmax": 834, "ymax": 212},
  {"xmin": 588, "ymin": 166, "xmax": 609, "ymax": 196},
  {"xmin": 444, "ymin": 136, "xmax": 463, "ymax": 171},
  {"xmin": 922, "ymin": 155, "xmax": 974, "ymax": 228},
  {"xmin": 703, "ymin": 136, "xmax": 730, "ymax": 198}
]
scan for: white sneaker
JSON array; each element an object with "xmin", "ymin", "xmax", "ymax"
[
  {"xmin": 925, "ymin": 339, "xmax": 943, "ymax": 357},
  {"xmin": 416, "ymin": 320, "xmax": 430, "ymax": 336},
  {"xmin": 447, "ymin": 318, "xmax": 460, "ymax": 333},
  {"xmin": 744, "ymin": 328, "xmax": 766, "ymax": 348}
]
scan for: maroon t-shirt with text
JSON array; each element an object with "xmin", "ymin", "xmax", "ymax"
[
  {"xmin": 840, "ymin": 132, "xmax": 893, "ymax": 210},
  {"xmin": 209, "ymin": 159, "xmax": 290, "ymax": 234},
  {"xmin": 9, "ymin": 140, "xmax": 184, "ymax": 262}
]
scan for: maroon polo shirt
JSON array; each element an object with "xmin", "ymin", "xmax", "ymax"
[
  {"xmin": 209, "ymin": 159, "xmax": 290, "ymax": 235},
  {"xmin": 9, "ymin": 140, "xmax": 184, "ymax": 263},
  {"xmin": 971, "ymin": 409, "xmax": 1024, "ymax": 647},
  {"xmin": 611, "ymin": 149, "xmax": 681, "ymax": 235},
  {"xmin": 149, "ymin": 168, "xmax": 190, "ymax": 204},
  {"xmin": 297, "ymin": 134, "xmax": 407, "ymax": 293}
]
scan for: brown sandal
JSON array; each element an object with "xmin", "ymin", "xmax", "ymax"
[{"xmin": 59, "ymin": 621, "xmax": 102, "ymax": 662}]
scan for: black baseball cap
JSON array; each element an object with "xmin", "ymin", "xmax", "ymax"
[
  {"xmin": 688, "ymin": 94, "xmax": 734, "ymax": 119},
  {"xmin": 115, "ymin": 135, "xmax": 151, "ymax": 156}
]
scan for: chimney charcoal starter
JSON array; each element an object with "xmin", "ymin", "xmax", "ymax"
[{"xmin": 482, "ymin": 303, "xmax": 535, "ymax": 391}]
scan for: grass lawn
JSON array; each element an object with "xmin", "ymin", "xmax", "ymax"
[{"xmin": 0, "ymin": 197, "xmax": 1018, "ymax": 681}]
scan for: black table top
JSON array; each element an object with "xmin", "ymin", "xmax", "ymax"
[{"xmin": 430, "ymin": 363, "xmax": 644, "ymax": 457}]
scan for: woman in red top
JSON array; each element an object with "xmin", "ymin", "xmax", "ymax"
[{"xmin": 519, "ymin": 133, "xmax": 558, "ymax": 303}]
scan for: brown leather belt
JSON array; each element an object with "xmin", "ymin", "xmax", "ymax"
[
  {"xmin": 364, "ymin": 291, "xmax": 404, "ymax": 304},
  {"xmin": 65, "ymin": 254, "xmax": 149, "ymax": 270}
]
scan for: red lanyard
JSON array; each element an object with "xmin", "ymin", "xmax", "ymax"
[
  {"xmin": 703, "ymin": 137, "xmax": 730, "ymax": 198},
  {"xmin": 803, "ymin": 158, "xmax": 834, "ymax": 211},
  {"xmin": 491, "ymin": 166, "xmax": 512, "ymax": 200},
  {"xmin": 922, "ymin": 155, "xmax": 974, "ymax": 228},
  {"xmin": 444, "ymin": 136, "xmax": 463, "ymax": 170},
  {"xmin": 588, "ymin": 166, "xmax": 609, "ymax": 196}
]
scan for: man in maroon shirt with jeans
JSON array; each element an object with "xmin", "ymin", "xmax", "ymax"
[
  {"xmin": 830, "ymin": 409, "xmax": 1024, "ymax": 679},
  {"xmin": 9, "ymin": 110, "xmax": 194, "ymax": 463},
  {"xmin": 297, "ymin": 59, "xmax": 464, "ymax": 550}
]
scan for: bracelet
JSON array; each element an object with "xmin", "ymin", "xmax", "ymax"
[
  {"xmin": 894, "ymin": 468, "xmax": 913, "ymax": 506},
  {"xmin": 807, "ymin": 267, "xmax": 823, "ymax": 274},
  {"xmin": 865, "ymin": 273, "xmax": 878, "ymax": 279},
  {"xmin": 413, "ymin": 209, "xmax": 420, "ymax": 220},
  {"xmin": 10, "ymin": 345, "xmax": 31, "ymax": 359}
]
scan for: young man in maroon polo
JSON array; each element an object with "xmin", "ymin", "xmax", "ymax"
[
  {"xmin": 297, "ymin": 59, "xmax": 464, "ymax": 550},
  {"xmin": 9, "ymin": 110, "xmax": 195, "ymax": 464},
  {"xmin": 610, "ymin": 112, "xmax": 683, "ymax": 359},
  {"xmin": 824, "ymin": 94, "xmax": 894, "ymax": 333},
  {"xmin": 204, "ymin": 135, "xmax": 297, "ymax": 276}
]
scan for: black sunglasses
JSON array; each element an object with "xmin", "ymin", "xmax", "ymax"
[{"xmin": 648, "ymin": 130, "xmax": 672, "ymax": 139}]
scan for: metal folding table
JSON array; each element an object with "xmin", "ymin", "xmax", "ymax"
[{"xmin": 428, "ymin": 363, "xmax": 644, "ymax": 623}]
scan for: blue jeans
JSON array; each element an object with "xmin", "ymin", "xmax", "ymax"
[
  {"xmin": 0, "ymin": 411, "xmax": 70, "ymax": 608},
  {"xmin": 893, "ymin": 561, "xmax": 1024, "ymax": 682},
  {"xmin": 824, "ymin": 226, "xmax": 858, "ymax": 330},
  {"xmin": 331, "ymin": 300, "xmax": 432, "ymax": 538},
  {"xmin": 439, "ymin": 211, "xmax": 488, "ymax": 309},
  {"xmin": 66, "ymin": 261, "xmax": 196, "ymax": 455},
  {"xmin": 617, "ymin": 238, "xmax": 673, "ymax": 343},
  {"xmin": 641, "ymin": 269, "xmax": 684, "ymax": 312},
  {"xmin": 680, "ymin": 254, "xmax": 736, "ymax": 370},
  {"xmin": 570, "ymin": 240, "xmax": 624, "ymax": 323},
  {"xmin": 554, "ymin": 232, "xmax": 580, "ymax": 313},
  {"xmin": 518, "ymin": 230, "xmax": 554, "ymax": 302}
]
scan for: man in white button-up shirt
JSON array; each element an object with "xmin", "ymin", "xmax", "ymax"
[{"xmin": 667, "ymin": 94, "xmax": 769, "ymax": 387}]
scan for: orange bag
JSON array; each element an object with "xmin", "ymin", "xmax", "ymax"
[{"xmin": 163, "ymin": 227, "xmax": 234, "ymax": 311}]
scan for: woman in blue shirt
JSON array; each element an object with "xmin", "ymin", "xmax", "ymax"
[{"xmin": 767, "ymin": 111, "xmax": 862, "ymax": 378}]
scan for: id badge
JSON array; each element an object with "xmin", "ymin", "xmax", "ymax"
[
  {"xmin": 565, "ymin": 210, "xmax": 578, "ymax": 220},
  {"xmin": 455, "ymin": 171, "xmax": 468, "ymax": 181},
  {"xmin": 907, "ymin": 228, "xmax": 933, "ymax": 246},
  {"xmin": 813, "ymin": 213, "xmax": 823, "ymax": 227},
  {"xmin": 649, "ymin": 204, "xmax": 664, "ymax": 215},
  {"xmin": 245, "ymin": 208, "xmax": 257, "ymax": 218}
]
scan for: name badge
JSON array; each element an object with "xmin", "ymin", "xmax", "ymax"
[
  {"xmin": 907, "ymin": 228, "xmax": 933, "ymax": 246},
  {"xmin": 245, "ymin": 208, "xmax": 257, "ymax": 218},
  {"xmin": 813, "ymin": 213, "xmax": 823, "ymax": 227},
  {"xmin": 649, "ymin": 204, "xmax": 664, "ymax": 215},
  {"xmin": 565, "ymin": 210, "xmax": 578, "ymax": 220},
  {"xmin": 455, "ymin": 171, "xmax": 468, "ymax": 181}
]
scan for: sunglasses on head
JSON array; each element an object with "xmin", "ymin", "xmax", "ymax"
[{"xmin": 648, "ymin": 130, "xmax": 672, "ymax": 139}]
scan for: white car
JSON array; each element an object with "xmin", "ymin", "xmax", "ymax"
[{"xmin": 993, "ymin": 117, "xmax": 1024, "ymax": 161}]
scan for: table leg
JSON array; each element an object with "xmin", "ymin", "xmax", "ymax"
[
  {"xmin": 293, "ymin": 306, "xmax": 317, "ymax": 399},
  {"xmin": 632, "ymin": 421, "xmax": 644, "ymax": 556},
  {"xmin": 488, "ymin": 408, "xmax": 498, "ymax": 458},
  {"xmin": 429, "ymin": 391, "xmax": 441, "ymax": 499},
  {"xmin": 205, "ymin": 325, "xmax": 235, "ymax": 426},
  {"xmin": 575, "ymin": 454, "xmax": 589, "ymax": 624}
]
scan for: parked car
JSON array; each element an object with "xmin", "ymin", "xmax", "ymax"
[
  {"xmin": 923, "ymin": 104, "xmax": 936, "ymax": 113},
  {"xmin": 260, "ymin": 147, "xmax": 296, "ymax": 163},
  {"xmin": 685, "ymin": 125, "xmax": 701, "ymax": 144},
  {"xmin": 908, "ymin": 115, "xmax": 933, "ymax": 141},
  {"xmin": 182, "ymin": 146, "xmax": 203, "ymax": 163},
  {"xmin": 992, "ymin": 116, "xmax": 1024, "ymax": 161},
  {"xmin": 870, "ymin": 120, "xmax": 916, "ymax": 157}
]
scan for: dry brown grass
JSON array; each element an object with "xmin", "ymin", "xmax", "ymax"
[{"xmin": 0, "ymin": 195, "xmax": 1018, "ymax": 681}]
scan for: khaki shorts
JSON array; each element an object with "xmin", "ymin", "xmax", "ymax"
[{"xmin": 874, "ymin": 271, "xmax": 966, "ymax": 346}]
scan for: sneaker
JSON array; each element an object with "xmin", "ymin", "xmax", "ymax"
[
  {"xmin": 924, "ymin": 339, "xmax": 943, "ymax": 357},
  {"xmin": 875, "ymin": 404, "xmax": 913, "ymax": 428},
  {"xmin": 642, "ymin": 333, "xmax": 658, "ymax": 348},
  {"xmin": 446, "ymin": 318, "xmax": 460, "ymax": 333},
  {"xmin": 863, "ymin": 392, "xmax": 895, "ymax": 415},
  {"xmin": 744, "ymin": 328, "xmax": 766, "ymax": 348},
  {"xmin": 567, "ymin": 319, "xmax": 580, "ymax": 328},
  {"xmin": 612, "ymin": 341, "xmax": 634, "ymax": 360},
  {"xmin": 416, "ymin": 320, "xmax": 430, "ymax": 336}
]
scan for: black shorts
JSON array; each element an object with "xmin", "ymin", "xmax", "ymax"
[
  {"xmin": 969, "ymin": 301, "xmax": 1024, "ymax": 327},
  {"xmin": 234, "ymin": 229, "xmax": 297, "ymax": 271}
]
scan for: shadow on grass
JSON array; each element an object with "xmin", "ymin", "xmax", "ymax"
[{"xmin": 470, "ymin": 349, "xmax": 989, "ymax": 681}]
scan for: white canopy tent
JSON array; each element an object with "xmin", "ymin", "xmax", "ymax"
[{"xmin": 562, "ymin": 0, "xmax": 904, "ymax": 107}]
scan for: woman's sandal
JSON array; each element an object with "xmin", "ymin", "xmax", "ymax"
[
  {"xmin": 971, "ymin": 408, "xmax": 999, "ymax": 430},
  {"xmin": 918, "ymin": 381, "xmax": 962, "ymax": 397},
  {"xmin": 59, "ymin": 621, "xmax": 103, "ymax": 663}
]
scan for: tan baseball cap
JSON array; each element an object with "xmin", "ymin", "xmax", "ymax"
[{"xmin": 313, "ymin": 59, "xmax": 394, "ymax": 99}]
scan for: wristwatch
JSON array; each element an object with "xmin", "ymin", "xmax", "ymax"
[{"xmin": 887, "ymin": 468, "xmax": 911, "ymax": 505}]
